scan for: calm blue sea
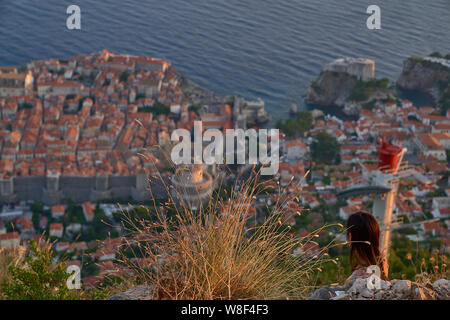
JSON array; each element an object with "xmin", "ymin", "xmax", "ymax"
[{"xmin": 0, "ymin": 0, "xmax": 449, "ymax": 119}]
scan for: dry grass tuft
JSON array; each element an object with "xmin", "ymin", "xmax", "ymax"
[
  {"xmin": 0, "ymin": 246, "xmax": 26, "ymax": 299},
  {"xmin": 117, "ymin": 167, "xmax": 341, "ymax": 300},
  {"xmin": 412, "ymin": 250, "xmax": 449, "ymax": 285}
]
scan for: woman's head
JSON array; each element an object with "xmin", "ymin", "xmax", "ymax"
[{"xmin": 346, "ymin": 211, "xmax": 382, "ymax": 269}]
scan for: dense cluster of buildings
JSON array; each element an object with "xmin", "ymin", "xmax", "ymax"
[
  {"xmin": 275, "ymin": 98, "xmax": 450, "ymax": 252},
  {"xmin": 0, "ymin": 51, "xmax": 248, "ymax": 287},
  {"xmin": 0, "ymin": 50, "xmax": 231, "ymax": 205}
]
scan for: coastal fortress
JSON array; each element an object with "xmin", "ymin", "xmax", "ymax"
[
  {"xmin": 171, "ymin": 163, "xmax": 214, "ymax": 208},
  {"xmin": 324, "ymin": 57, "xmax": 375, "ymax": 81}
]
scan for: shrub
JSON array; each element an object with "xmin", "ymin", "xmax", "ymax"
[
  {"xmin": 310, "ymin": 81, "xmax": 322, "ymax": 94},
  {"xmin": 409, "ymin": 56, "xmax": 423, "ymax": 62},
  {"xmin": 1, "ymin": 241, "xmax": 77, "ymax": 300},
  {"xmin": 429, "ymin": 52, "xmax": 443, "ymax": 58},
  {"xmin": 348, "ymin": 78, "xmax": 390, "ymax": 102}
]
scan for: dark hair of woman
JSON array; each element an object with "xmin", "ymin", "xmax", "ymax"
[{"xmin": 346, "ymin": 211, "xmax": 389, "ymax": 280}]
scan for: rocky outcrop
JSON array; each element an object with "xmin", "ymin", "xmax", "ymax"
[
  {"xmin": 397, "ymin": 57, "xmax": 450, "ymax": 91},
  {"xmin": 308, "ymin": 277, "xmax": 449, "ymax": 300},
  {"xmin": 397, "ymin": 56, "xmax": 450, "ymax": 105},
  {"xmin": 305, "ymin": 71, "xmax": 395, "ymax": 116},
  {"xmin": 306, "ymin": 71, "xmax": 358, "ymax": 107}
]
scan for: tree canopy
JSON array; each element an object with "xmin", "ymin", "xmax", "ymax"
[
  {"xmin": 276, "ymin": 111, "xmax": 313, "ymax": 138},
  {"xmin": 311, "ymin": 132, "xmax": 340, "ymax": 164}
]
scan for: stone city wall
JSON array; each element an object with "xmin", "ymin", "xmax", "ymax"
[{"xmin": 0, "ymin": 173, "xmax": 171, "ymax": 205}]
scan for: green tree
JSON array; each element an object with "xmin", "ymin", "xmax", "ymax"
[
  {"xmin": 138, "ymin": 102, "xmax": 170, "ymax": 115},
  {"xmin": 119, "ymin": 71, "xmax": 129, "ymax": 82},
  {"xmin": 19, "ymin": 102, "xmax": 33, "ymax": 110},
  {"xmin": 32, "ymin": 212, "xmax": 40, "ymax": 230},
  {"xmin": 188, "ymin": 104, "xmax": 201, "ymax": 115},
  {"xmin": 276, "ymin": 111, "xmax": 313, "ymax": 138},
  {"xmin": 311, "ymin": 132, "xmax": 340, "ymax": 164},
  {"xmin": 81, "ymin": 205, "xmax": 112, "ymax": 241},
  {"xmin": 65, "ymin": 200, "xmax": 85, "ymax": 224},
  {"xmin": 31, "ymin": 202, "xmax": 44, "ymax": 215}
]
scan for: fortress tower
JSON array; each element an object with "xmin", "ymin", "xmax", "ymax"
[
  {"xmin": 0, "ymin": 177, "xmax": 18, "ymax": 203},
  {"xmin": 42, "ymin": 173, "xmax": 63, "ymax": 205},
  {"xmin": 171, "ymin": 163, "xmax": 214, "ymax": 209},
  {"xmin": 91, "ymin": 174, "xmax": 112, "ymax": 201},
  {"xmin": 131, "ymin": 169, "xmax": 150, "ymax": 201},
  {"xmin": 325, "ymin": 57, "xmax": 375, "ymax": 81}
]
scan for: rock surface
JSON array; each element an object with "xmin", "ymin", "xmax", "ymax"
[
  {"xmin": 308, "ymin": 278, "xmax": 450, "ymax": 300},
  {"xmin": 108, "ymin": 278, "xmax": 449, "ymax": 300},
  {"xmin": 108, "ymin": 285, "xmax": 154, "ymax": 300}
]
